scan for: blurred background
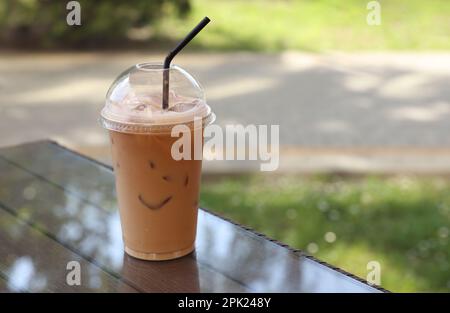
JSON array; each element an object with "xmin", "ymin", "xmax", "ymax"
[{"xmin": 0, "ymin": 0, "xmax": 449, "ymax": 292}]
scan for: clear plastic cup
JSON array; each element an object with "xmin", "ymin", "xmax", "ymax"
[{"xmin": 100, "ymin": 62, "xmax": 214, "ymax": 261}]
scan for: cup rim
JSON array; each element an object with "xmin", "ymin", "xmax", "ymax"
[{"xmin": 99, "ymin": 112, "xmax": 216, "ymax": 135}]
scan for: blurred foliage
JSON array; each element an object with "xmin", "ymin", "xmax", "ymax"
[
  {"xmin": 0, "ymin": 0, "xmax": 191, "ymax": 48},
  {"xmin": 1, "ymin": 0, "xmax": 449, "ymax": 50},
  {"xmin": 201, "ymin": 174, "xmax": 450, "ymax": 292},
  {"xmin": 160, "ymin": 0, "xmax": 450, "ymax": 51}
]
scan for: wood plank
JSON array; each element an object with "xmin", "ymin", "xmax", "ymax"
[
  {"xmin": 0, "ymin": 275, "xmax": 18, "ymax": 293},
  {"xmin": 0, "ymin": 209, "xmax": 138, "ymax": 292},
  {"xmin": 0, "ymin": 157, "xmax": 123, "ymax": 270},
  {"xmin": 0, "ymin": 141, "xmax": 117, "ymax": 212},
  {"xmin": 120, "ymin": 252, "xmax": 247, "ymax": 293}
]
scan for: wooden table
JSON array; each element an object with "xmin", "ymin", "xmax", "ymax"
[{"xmin": 0, "ymin": 141, "xmax": 384, "ymax": 292}]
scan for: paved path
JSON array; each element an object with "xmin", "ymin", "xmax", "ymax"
[{"xmin": 1, "ymin": 52, "xmax": 449, "ymax": 172}]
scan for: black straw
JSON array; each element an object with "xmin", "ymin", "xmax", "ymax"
[{"xmin": 162, "ymin": 16, "xmax": 211, "ymax": 110}]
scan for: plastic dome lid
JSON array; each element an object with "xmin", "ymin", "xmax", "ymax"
[{"xmin": 100, "ymin": 62, "xmax": 213, "ymax": 134}]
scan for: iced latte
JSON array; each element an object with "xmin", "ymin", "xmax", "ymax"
[{"xmin": 100, "ymin": 63, "xmax": 214, "ymax": 260}]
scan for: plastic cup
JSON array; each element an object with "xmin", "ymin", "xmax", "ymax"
[{"xmin": 100, "ymin": 63, "xmax": 214, "ymax": 261}]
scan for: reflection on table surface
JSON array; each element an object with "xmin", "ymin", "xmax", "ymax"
[{"xmin": 0, "ymin": 141, "xmax": 382, "ymax": 292}]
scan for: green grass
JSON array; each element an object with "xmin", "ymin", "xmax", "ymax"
[
  {"xmin": 199, "ymin": 174, "xmax": 450, "ymax": 292},
  {"xmin": 155, "ymin": 0, "xmax": 450, "ymax": 51}
]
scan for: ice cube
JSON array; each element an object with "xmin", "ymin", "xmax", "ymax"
[{"xmin": 169, "ymin": 102, "xmax": 196, "ymax": 112}]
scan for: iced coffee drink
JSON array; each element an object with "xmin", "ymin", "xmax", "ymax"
[{"xmin": 100, "ymin": 63, "xmax": 214, "ymax": 260}]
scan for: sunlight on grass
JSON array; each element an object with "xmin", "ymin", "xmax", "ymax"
[
  {"xmin": 156, "ymin": 0, "xmax": 450, "ymax": 51},
  {"xmin": 200, "ymin": 175, "xmax": 450, "ymax": 292},
  {"xmin": 321, "ymin": 242, "xmax": 427, "ymax": 292}
]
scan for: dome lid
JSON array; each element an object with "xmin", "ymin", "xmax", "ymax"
[{"xmin": 100, "ymin": 62, "xmax": 213, "ymax": 133}]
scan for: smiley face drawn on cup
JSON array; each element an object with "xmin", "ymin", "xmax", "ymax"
[
  {"xmin": 138, "ymin": 194, "xmax": 172, "ymax": 210},
  {"xmin": 137, "ymin": 160, "xmax": 189, "ymax": 210}
]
